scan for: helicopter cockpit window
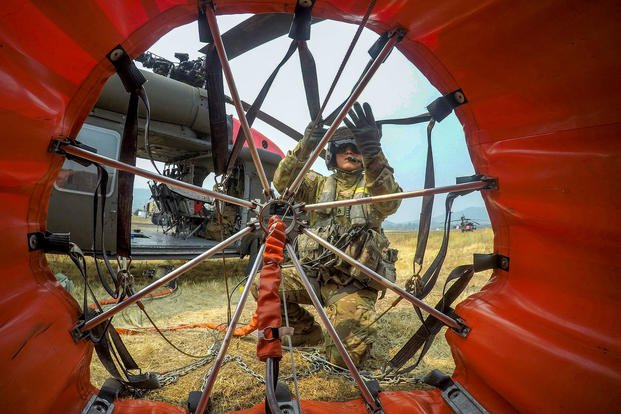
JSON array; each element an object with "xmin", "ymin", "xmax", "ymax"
[{"xmin": 54, "ymin": 124, "xmax": 120, "ymax": 196}]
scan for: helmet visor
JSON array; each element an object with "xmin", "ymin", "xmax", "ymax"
[{"xmin": 333, "ymin": 140, "xmax": 360, "ymax": 154}]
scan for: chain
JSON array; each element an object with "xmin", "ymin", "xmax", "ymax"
[
  {"xmin": 198, "ymin": 354, "xmax": 266, "ymax": 390},
  {"xmin": 154, "ymin": 347, "xmax": 417, "ymax": 392},
  {"xmin": 298, "ymin": 349, "xmax": 422, "ymax": 387},
  {"xmin": 156, "ymin": 345, "xmax": 218, "ymax": 387}
]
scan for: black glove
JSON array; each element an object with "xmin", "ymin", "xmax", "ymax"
[
  {"xmin": 343, "ymin": 102, "xmax": 381, "ymax": 157},
  {"xmin": 298, "ymin": 122, "xmax": 326, "ymax": 159}
]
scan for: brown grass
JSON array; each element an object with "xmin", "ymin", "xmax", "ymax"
[{"xmin": 46, "ymin": 227, "xmax": 493, "ymax": 412}]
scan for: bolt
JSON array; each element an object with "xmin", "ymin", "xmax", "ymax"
[
  {"xmin": 299, "ymin": 0, "xmax": 313, "ymax": 7},
  {"xmin": 109, "ymin": 48, "xmax": 124, "ymax": 62},
  {"xmin": 28, "ymin": 234, "xmax": 38, "ymax": 250},
  {"xmin": 500, "ymin": 257, "xmax": 509, "ymax": 270},
  {"xmin": 454, "ymin": 91, "xmax": 466, "ymax": 104}
]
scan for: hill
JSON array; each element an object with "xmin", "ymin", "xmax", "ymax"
[{"xmin": 384, "ymin": 206, "xmax": 490, "ymax": 230}]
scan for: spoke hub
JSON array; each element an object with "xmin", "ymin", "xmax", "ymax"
[{"xmin": 257, "ymin": 199, "xmax": 299, "ymax": 235}]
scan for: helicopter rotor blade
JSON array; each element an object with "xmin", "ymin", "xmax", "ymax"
[{"xmin": 199, "ymin": 13, "xmax": 323, "ymax": 60}]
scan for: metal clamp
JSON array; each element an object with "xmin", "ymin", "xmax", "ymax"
[
  {"xmin": 258, "ymin": 326, "xmax": 295, "ymax": 341},
  {"xmin": 473, "ymin": 253, "xmax": 510, "ymax": 272},
  {"xmin": 27, "ymin": 231, "xmax": 71, "ymax": 254}
]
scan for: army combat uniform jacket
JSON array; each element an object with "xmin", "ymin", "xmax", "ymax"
[
  {"xmin": 274, "ymin": 141, "xmax": 402, "ymax": 291},
  {"xmin": 268, "ymin": 141, "xmax": 402, "ymax": 366}
]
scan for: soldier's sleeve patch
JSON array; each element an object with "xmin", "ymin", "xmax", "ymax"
[{"xmin": 307, "ymin": 171, "xmax": 318, "ymax": 182}]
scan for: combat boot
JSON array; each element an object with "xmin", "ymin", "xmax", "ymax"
[{"xmin": 290, "ymin": 322, "xmax": 323, "ymax": 347}]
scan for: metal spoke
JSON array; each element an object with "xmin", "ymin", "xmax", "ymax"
[
  {"xmin": 80, "ymin": 225, "xmax": 256, "ymax": 332},
  {"xmin": 195, "ymin": 244, "xmax": 265, "ymax": 414},
  {"xmin": 203, "ymin": 5, "xmax": 272, "ymax": 197},
  {"xmin": 60, "ymin": 142, "xmax": 255, "ymax": 209},
  {"xmin": 286, "ymin": 243, "xmax": 381, "ymax": 412},
  {"xmin": 304, "ymin": 180, "xmax": 489, "ymax": 212},
  {"xmin": 285, "ymin": 30, "xmax": 403, "ymax": 198},
  {"xmin": 300, "ymin": 228, "xmax": 465, "ymax": 331}
]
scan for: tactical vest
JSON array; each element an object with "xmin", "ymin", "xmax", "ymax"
[
  {"xmin": 313, "ymin": 175, "xmax": 377, "ymax": 228},
  {"xmin": 297, "ymin": 173, "xmax": 398, "ymax": 293}
]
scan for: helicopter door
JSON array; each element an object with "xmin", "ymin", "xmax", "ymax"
[{"xmin": 47, "ymin": 123, "xmax": 121, "ymax": 253}]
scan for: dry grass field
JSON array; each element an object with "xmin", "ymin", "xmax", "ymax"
[{"xmin": 46, "ymin": 225, "xmax": 493, "ymax": 413}]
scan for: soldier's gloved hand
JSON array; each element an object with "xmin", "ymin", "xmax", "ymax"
[
  {"xmin": 343, "ymin": 102, "xmax": 381, "ymax": 158},
  {"xmin": 298, "ymin": 122, "xmax": 326, "ymax": 159}
]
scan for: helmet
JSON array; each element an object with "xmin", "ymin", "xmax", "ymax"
[{"xmin": 325, "ymin": 127, "xmax": 359, "ymax": 169}]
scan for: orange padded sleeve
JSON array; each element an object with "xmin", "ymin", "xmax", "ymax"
[{"xmin": 256, "ymin": 216, "xmax": 286, "ymax": 362}]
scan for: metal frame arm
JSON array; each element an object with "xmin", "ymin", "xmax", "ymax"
[
  {"xmin": 285, "ymin": 243, "xmax": 381, "ymax": 413},
  {"xmin": 203, "ymin": 5, "xmax": 272, "ymax": 197},
  {"xmin": 195, "ymin": 244, "xmax": 266, "ymax": 414},
  {"xmin": 79, "ymin": 225, "xmax": 256, "ymax": 332},
  {"xmin": 57, "ymin": 141, "xmax": 255, "ymax": 209},
  {"xmin": 304, "ymin": 180, "xmax": 489, "ymax": 212},
  {"xmin": 300, "ymin": 229, "xmax": 467, "ymax": 332}
]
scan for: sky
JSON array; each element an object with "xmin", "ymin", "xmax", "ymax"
[{"xmin": 135, "ymin": 14, "xmax": 484, "ymax": 223}]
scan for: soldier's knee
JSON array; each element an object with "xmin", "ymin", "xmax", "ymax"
[{"xmin": 324, "ymin": 337, "xmax": 372, "ymax": 367}]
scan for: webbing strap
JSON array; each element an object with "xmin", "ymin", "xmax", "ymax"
[
  {"xmin": 375, "ymin": 113, "xmax": 432, "ymax": 127},
  {"xmin": 323, "ymin": 33, "xmax": 390, "ymax": 125},
  {"xmin": 297, "ymin": 40, "xmax": 321, "ymax": 121},
  {"xmin": 413, "ymin": 120, "xmax": 436, "ymax": 271},
  {"xmin": 204, "ymin": 44, "xmax": 229, "ymax": 176},
  {"xmin": 388, "ymin": 265, "xmax": 474, "ymax": 374},
  {"xmin": 92, "ymin": 165, "xmax": 119, "ymax": 298},
  {"xmin": 106, "ymin": 45, "xmax": 147, "ymax": 258},
  {"xmin": 116, "ymin": 91, "xmax": 138, "ymax": 257},
  {"xmin": 313, "ymin": 0, "xmax": 378, "ymax": 126},
  {"xmin": 224, "ymin": 41, "xmax": 298, "ymax": 178},
  {"xmin": 415, "ymin": 189, "xmax": 473, "ymax": 300},
  {"xmin": 93, "ymin": 318, "xmax": 161, "ymax": 389}
]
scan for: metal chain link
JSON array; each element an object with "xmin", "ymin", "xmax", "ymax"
[
  {"xmin": 298, "ymin": 349, "xmax": 422, "ymax": 386},
  {"xmin": 156, "ymin": 345, "xmax": 218, "ymax": 387},
  {"xmin": 153, "ymin": 345, "xmax": 418, "ymax": 392}
]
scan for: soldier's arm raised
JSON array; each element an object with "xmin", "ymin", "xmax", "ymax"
[
  {"xmin": 273, "ymin": 140, "xmax": 320, "ymax": 204},
  {"xmin": 363, "ymin": 150, "xmax": 402, "ymax": 217}
]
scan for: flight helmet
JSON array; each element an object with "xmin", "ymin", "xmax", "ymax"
[{"xmin": 325, "ymin": 127, "xmax": 360, "ymax": 170}]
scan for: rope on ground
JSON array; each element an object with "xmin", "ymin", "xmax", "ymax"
[
  {"xmin": 114, "ymin": 311, "xmax": 258, "ymax": 336},
  {"xmin": 88, "ymin": 286, "xmax": 176, "ymax": 310}
]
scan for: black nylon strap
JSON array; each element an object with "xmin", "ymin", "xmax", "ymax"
[
  {"xmin": 376, "ymin": 113, "xmax": 432, "ymax": 126},
  {"xmin": 324, "ymin": 58, "xmax": 374, "ymax": 125},
  {"xmin": 93, "ymin": 320, "xmax": 161, "ymax": 390},
  {"xmin": 297, "ymin": 40, "xmax": 321, "ymax": 121},
  {"xmin": 224, "ymin": 40, "xmax": 298, "ymax": 179},
  {"xmin": 108, "ymin": 325, "xmax": 140, "ymax": 370},
  {"xmin": 116, "ymin": 92, "xmax": 138, "ymax": 257},
  {"xmin": 388, "ymin": 265, "xmax": 474, "ymax": 374},
  {"xmin": 93, "ymin": 327, "xmax": 124, "ymax": 380},
  {"xmin": 414, "ymin": 120, "xmax": 436, "ymax": 270},
  {"xmin": 313, "ymin": 0, "xmax": 378, "ymax": 127},
  {"xmin": 204, "ymin": 44, "xmax": 229, "ymax": 176},
  {"xmin": 224, "ymin": 95, "xmax": 303, "ymax": 141},
  {"xmin": 106, "ymin": 45, "xmax": 146, "ymax": 258},
  {"xmin": 92, "ymin": 165, "xmax": 119, "ymax": 298},
  {"xmin": 323, "ymin": 32, "xmax": 390, "ymax": 125},
  {"xmin": 415, "ymin": 187, "xmax": 475, "ymax": 300}
]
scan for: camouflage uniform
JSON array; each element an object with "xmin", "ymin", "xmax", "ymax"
[{"xmin": 265, "ymin": 139, "xmax": 401, "ymax": 366}]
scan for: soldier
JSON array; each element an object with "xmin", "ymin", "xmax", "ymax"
[{"xmin": 254, "ymin": 102, "xmax": 401, "ymax": 367}]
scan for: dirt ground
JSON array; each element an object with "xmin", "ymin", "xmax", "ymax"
[{"xmin": 47, "ymin": 227, "xmax": 493, "ymax": 413}]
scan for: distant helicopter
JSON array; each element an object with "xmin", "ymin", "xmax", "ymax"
[{"xmin": 454, "ymin": 215, "xmax": 480, "ymax": 232}]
